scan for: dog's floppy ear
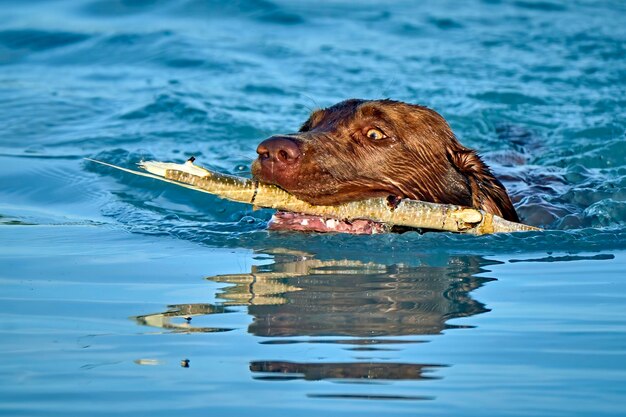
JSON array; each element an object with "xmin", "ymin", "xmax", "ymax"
[
  {"xmin": 446, "ymin": 145, "xmax": 520, "ymax": 222},
  {"xmin": 446, "ymin": 145, "xmax": 484, "ymax": 177}
]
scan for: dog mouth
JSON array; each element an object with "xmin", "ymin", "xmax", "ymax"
[{"xmin": 268, "ymin": 211, "xmax": 389, "ymax": 235}]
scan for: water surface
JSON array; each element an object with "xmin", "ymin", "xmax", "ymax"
[{"xmin": 1, "ymin": 1, "xmax": 625, "ymax": 416}]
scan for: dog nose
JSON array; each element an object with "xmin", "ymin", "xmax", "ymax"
[{"xmin": 256, "ymin": 136, "xmax": 301, "ymax": 164}]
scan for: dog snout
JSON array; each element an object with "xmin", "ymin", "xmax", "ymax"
[
  {"xmin": 256, "ymin": 136, "xmax": 302, "ymax": 165},
  {"xmin": 252, "ymin": 135, "xmax": 303, "ymax": 187}
]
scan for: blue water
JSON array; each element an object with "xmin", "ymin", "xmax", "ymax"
[{"xmin": 1, "ymin": 1, "xmax": 625, "ymax": 416}]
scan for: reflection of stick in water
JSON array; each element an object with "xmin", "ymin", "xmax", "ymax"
[
  {"xmin": 132, "ymin": 254, "xmax": 492, "ymax": 338},
  {"xmin": 211, "ymin": 258, "xmax": 383, "ymax": 306},
  {"xmin": 87, "ymin": 158, "xmax": 540, "ymax": 234},
  {"xmin": 133, "ymin": 304, "xmax": 234, "ymax": 333}
]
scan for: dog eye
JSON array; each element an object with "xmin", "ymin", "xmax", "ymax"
[{"xmin": 366, "ymin": 128, "xmax": 385, "ymax": 140}]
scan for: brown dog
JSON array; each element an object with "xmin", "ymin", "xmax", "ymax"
[{"xmin": 252, "ymin": 99, "xmax": 519, "ymax": 232}]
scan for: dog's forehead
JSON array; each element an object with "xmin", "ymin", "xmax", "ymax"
[
  {"xmin": 302, "ymin": 99, "xmax": 429, "ymax": 134},
  {"xmin": 355, "ymin": 101, "xmax": 390, "ymax": 120},
  {"xmin": 312, "ymin": 99, "xmax": 392, "ymax": 125},
  {"xmin": 304, "ymin": 100, "xmax": 358, "ymax": 129}
]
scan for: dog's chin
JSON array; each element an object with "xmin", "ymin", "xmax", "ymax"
[{"xmin": 268, "ymin": 211, "xmax": 388, "ymax": 235}]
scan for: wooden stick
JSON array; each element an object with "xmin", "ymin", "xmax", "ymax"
[{"xmin": 86, "ymin": 158, "xmax": 541, "ymax": 234}]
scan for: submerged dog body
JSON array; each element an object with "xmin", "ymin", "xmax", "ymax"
[{"xmin": 252, "ymin": 99, "xmax": 519, "ymax": 231}]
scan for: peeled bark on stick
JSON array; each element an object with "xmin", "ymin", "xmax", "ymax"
[{"xmin": 86, "ymin": 158, "xmax": 541, "ymax": 235}]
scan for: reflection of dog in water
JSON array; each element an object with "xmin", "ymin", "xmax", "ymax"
[
  {"xmin": 218, "ymin": 253, "xmax": 493, "ymax": 338},
  {"xmin": 133, "ymin": 252, "xmax": 496, "ymax": 383}
]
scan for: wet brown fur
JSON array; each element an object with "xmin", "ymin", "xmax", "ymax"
[{"xmin": 252, "ymin": 99, "xmax": 519, "ymax": 222}]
